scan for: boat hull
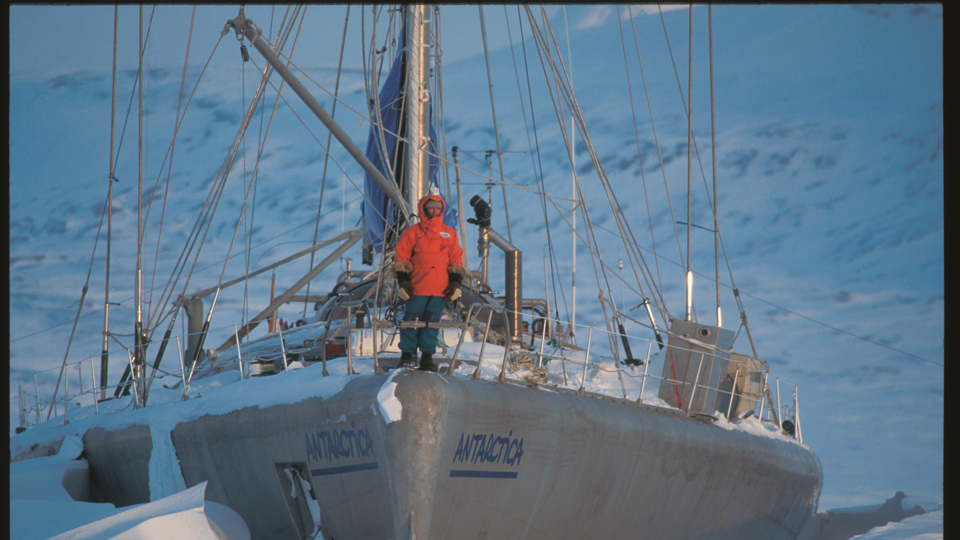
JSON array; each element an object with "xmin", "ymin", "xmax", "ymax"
[{"xmin": 74, "ymin": 371, "xmax": 821, "ymax": 540}]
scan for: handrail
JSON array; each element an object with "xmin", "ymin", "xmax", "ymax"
[{"xmin": 14, "ymin": 309, "xmax": 803, "ymax": 442}]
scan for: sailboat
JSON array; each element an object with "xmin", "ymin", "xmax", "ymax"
[{"xmin": 11, "ymin": 5, "xmax": 822, "ymax": 539}]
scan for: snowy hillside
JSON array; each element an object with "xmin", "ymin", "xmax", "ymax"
[{"xmin": 10, "ymin": 2, "xmax": 941, "ymax": 528}]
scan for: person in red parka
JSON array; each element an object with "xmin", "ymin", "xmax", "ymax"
[{"xmin": 393, "ymin": 194, "xmax": 466, "ymax": 371}]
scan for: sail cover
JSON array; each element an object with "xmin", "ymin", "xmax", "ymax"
[{"xmin": 361, "ymin": 24, "xmax": 457, "ymax": 257}]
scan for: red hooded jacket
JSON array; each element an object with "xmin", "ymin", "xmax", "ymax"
[{"xmin": 394, "ymin": 195, "xmax": 465, "ymax": 297}]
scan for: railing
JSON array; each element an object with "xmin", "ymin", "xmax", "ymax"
[{"xmin": 14, "ymin": 309, "xmax": 803, "ymax": 443}]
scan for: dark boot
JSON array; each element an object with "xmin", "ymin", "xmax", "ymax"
[
  {"xmin": 419, "ymin": 353, "xmax": 438, "ymax": 372},
  {"xmin": 398, "ymin": 352, "xmax": 415, "ymax": 369}
]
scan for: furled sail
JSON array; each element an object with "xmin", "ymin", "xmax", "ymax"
[{"xmin": 361, "ymin": 23, "xmax": 457, "ymax": 261}]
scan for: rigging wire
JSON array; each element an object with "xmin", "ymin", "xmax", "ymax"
[
  {"xmin": 528, "ymin": 6, "xmax": 666, "ymax": 334},
  {"xmin": 139, "ymin": 34, "xmax": 228, "ymax": 337},
  {"xmin": 616, "ymin": 5, "xmax": 666, "ymax": 311},
  {"xmin": 625, "ymin": 6, "xmax": 686, "ymax": 295},
  {"xmin": 650, "ymin": 5, "xmax": 765, "ymax": 357},
  {"xmin": 146, "ymin": 5, "xmax": 197, "ymax": 332},
  {"xmin": 244, "ymin": 5, "xmax": 276, "ymax": 345},
  {"xmin": 304, "ymin": 5, "xmax": 349, "ymax": 317},
  {"xmin": 478, "ymin": 5, "xmax": 513, "ymax": 244},
  {"xmin": 526, "ymin": 6, "xmax": 624, "ymax": 357},
  {"xmin": 240, "ymin": 5, "xmax": 302, "ymax": 340},
  {"xmin": 507, "ymin": 5, "xmax": 568, "ymax": 327}
]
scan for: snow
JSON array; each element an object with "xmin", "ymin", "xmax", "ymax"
[
  {"xmin": 377, "ymin": 368, "xmax": 404, "ymax": 424},
  {"xmin": 9, "ymin": 4, "xmax": 941, "ymax": 539},
  {"xmin": 10, "ymin": 435, "xmax": 249, "ymax": 540}
]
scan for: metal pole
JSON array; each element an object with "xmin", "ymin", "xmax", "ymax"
[
  {"xmin": 453, "ymin": 147, "xmax": 470, "ymax": 274},
  {"xmin": 91, "ymin": 359, "xmax": 99, "ymax": 413},
  {"xmin": 102, "ymin": 4, "xmax": 118, "ymax": 397},
  {"xmin": 234, "ymin": 324, "xmax": 244, "ymax": 380},
  {"xmin": 19, "ymin": 381, "xmax": 26, "ymax": 430},
  {"xmin": 579, "ymin": 328, "xmax": 593, "ymax": 395},
  {"xmin": 373, "ymin": 316, "xmax": 381, "ymax": 375},
  {"xmin": 403, "ymin": 4, "xmax": 429, "ymax": 211},
  {"xmin": 758, "ymin": 368, "xmax": 768, "ymax": 422},
  {"xmin": 537, "ymin": 313, "xmax": 548, "ymax": 368},
  {"xmin": 684, "ymin": 5, "xmax": 693, "ymax": 322},
  {"xmin": 126, "ymin": 351, "xmax": 140, "ymax": 408},
  {"xmin": 497, "ymin": 308, "xmax": 513, "ymax": 382},
  {"xmin": 34, "ymin": 373, "xmax": 42, "ymax": 425},
  {"xmin": 776, "ymin": 378, "xmax": 782, "ymax": 431},
  {"xmin": 447, "ymin": 304, "xmax": 478, "ymax": 376},
  {"xmin": 726, "ymin": 363, "xmax": 741, "ymax": 419},
  {"xmin": 472, "ymin": 310, "xmax": 495, "ymax": 381},
  {"xmin": 278, "ymin": 318, "xmax": 290, "ymax": 372},
  {"xmin": 321, "ymin": 317, "xmax": 333, "ymax": 377},
  {"xmin": 176, "ymin": 335, "xmax": 188, "ymax": 398},
  {"xmin": 64, "ymin": 366, "xmax": 70, "ymax": 424},
  {"xmin": 638, "ymin": 341, "xmax": 652, "ymax": 405},
  {"xmin": 794, "ymin": 385, "xmax": 802, "ymax": 442},
  {"xmin": 687, "ymin": 352, "xmax": 706, "ymax": 416},
  {"xmin": 345, "ymin": 307, "xmax": 354, "ymax": 375}
]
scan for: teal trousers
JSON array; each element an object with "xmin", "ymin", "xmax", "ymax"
[{"xmin": 400, "ymin": 295, "xmax": 446, "ymax": 355}]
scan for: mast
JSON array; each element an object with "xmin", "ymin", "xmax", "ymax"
[
  {"xmin": 134, "ymin": 5, "xmax": 145, "ymax": 402},
  {"xmin": 563, "ymin": 6, "xmax": 576, "ymax": 339},
  {"xmin": 684, "ymin": 6, "xmax": 694, "ymax": 322},
  {"xmin": 709, "ymin": 6, "xmax": 721, "ymax": 328},
  {"xmin": 101, "ymin": 6, "xmax": 118, "ymax": 396},
  {"xmin": 403, "ymin": 4, "xmax": 431, "ymax": 216}
]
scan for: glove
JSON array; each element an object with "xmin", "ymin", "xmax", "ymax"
[
  {"xmin": 443, "ymin": 265, "xmax": 465, "ymax": 301},
  {"xmin": 442, "ymin": 282, "xmax": 461, "ymax": 301},
  {"xmin": 395, "ymin": 266, "xmax": 414, "ymax": 300},
  {"xmin": 398, "ymin": 280, "xmax": 415, "ymax": 301}
]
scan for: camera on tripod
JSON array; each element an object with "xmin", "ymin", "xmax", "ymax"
[{"xmin": 467, "ymin": 195, "xmax": 491, "ymax": 228}]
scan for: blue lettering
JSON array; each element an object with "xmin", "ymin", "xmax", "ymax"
[
  {"xmin": 312, "ymin": 433, "xmax": 323, "ymax": 462},
  {"xmin": 305, "ymin": 427, "xmax": 378, "ymax": 463},
  {"xmin": 319, "ymin": 431, "xmax": 331, "ymax": 460},
  {"xmin": 451, "ymin": 431, "xmax": 524, "ymax": 468},
  {"xmin": 484, "ymin": 433, "xmax": 497, "ymax": 463},
  {"xmin": 306, "ymin": 434, "xmax": 317, "ymax": 463},
  {"xmin": 494, "ymin": 436, "xmax": 508, "ymax": 463},
  {"xmin": 472, "ymin": 434, "xmax": 486, "ymax": 464},
  {"xmin": 453, "ymin": 433, "xmax": 465, "ymax": 463}
]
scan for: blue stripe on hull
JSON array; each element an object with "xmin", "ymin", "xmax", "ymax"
[
  {"xmin": 311, "ymin": 462, "xmax": 379, "ymax": 476},
  {"xmin": 450, "ymin": 470, "xmax": 518, "ymax": 478}
]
